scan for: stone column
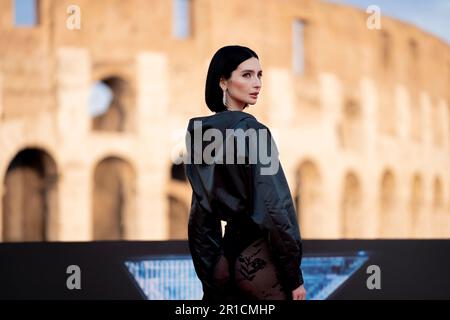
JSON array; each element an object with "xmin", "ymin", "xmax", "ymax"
[
  {"xmin": 319, "ymin": 73, "xmax": 341, "ymax": 238},
  {"xmin": 420, "ymin": 92, "xmax": 434, "ymax": 238},
  {"xmin": 267, "ymin": 67, "xmax": 295, "ymax": 128},
  {"xmin": 56, "ymin": 47, "xmax": 91, "ymax": 240},
  {"xmin": 136, "ymin": 51, "xmax": 170, "ymax": 240},
  {"xmin": 361, "ymin": 77, "xmax": 378, "ymax": 238},
  {"xmin": 0, "ymin": 72, "xmax": 3, "ymax": 240}
]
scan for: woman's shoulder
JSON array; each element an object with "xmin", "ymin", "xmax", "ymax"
[
  {"xmin": 187, "ymin": 111, "xmax": 266, "ymax": 131},
  {"xmin": 236, "ymin": 114, "xmax": 270, "ymax": 132},
  {"xmin": 187, "ymin": 114, "xmax": 211, "ymax": 124}
]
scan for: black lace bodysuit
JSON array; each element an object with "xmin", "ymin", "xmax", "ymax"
[{"xmin": 213, "ymin": 215, "xmax": 290, "ymax": 300}]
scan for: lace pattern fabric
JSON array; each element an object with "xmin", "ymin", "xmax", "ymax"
[
  {"xmin": 234, "ymin": 237, "xmax": 288, "ymax": 300},
  {"xmin": 210, "ymin": 236, "xmax": 289, "ymax": 301}
]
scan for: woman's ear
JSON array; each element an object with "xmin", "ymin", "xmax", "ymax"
[{"xmin": 219, "ymin": 77, "xmax": 227, "ymax": 92}]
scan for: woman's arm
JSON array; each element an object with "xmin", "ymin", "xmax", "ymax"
[
  {"xmin": 187, "ymin": 193, "xmax": 228, "ymax": 298},
  {"xmin": 242, "ymin": 120, "xmax": 305, "ymax": 292},
  {"xmin": 251, "ymin": 162, "xmax": 304, "ymax": 290}
]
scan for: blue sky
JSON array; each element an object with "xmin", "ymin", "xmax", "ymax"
[
  {"xmin": 325, "ymin": 0, "xmax": 450, "ymax": 44},
  {"xmin": 14, "ymin": 0, "xmax": 449, "ymax": 45},
  {"xmin": 14, "ymin": 0, "xmax": 38, "ymax": 26}
]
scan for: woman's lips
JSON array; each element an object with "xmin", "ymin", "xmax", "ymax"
[{"xmin": 250, "ymin": 93, "xmax": 259, "ymax": 98}]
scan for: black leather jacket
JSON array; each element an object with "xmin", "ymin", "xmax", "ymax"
[{"xmin": 184, "ymin": 110, "xmax": 304, "ymax": 299}]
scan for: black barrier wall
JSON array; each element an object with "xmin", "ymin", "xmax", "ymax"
[{"xmin": 0, "ymin": 240, "xmax": 449, "ymax": 300}]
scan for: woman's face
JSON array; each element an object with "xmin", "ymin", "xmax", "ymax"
[{"xmin": 220, "ymin": 57, "xmax": 262, "ymax": 110}]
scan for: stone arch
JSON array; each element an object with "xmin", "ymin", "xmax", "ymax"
[
  {"xmin": 2, "ymin": 148, "xmax": 58, "ymax": 242},
  {"xmin": 295, "ymin": 159, "xmax": 323, "ymax": 238},
  {"xmin": 167, "ymin": 163, "xmax": 190, "ymax": 239},
  {"xmin": 433, "ymin": 177, "xmax": 443, "ymax": 212},
  {"xmin": 168, "ymin": 195, "xmax": 189, "ymax": 239},
  {"xmin": 92, "ymin": 156, "xmax": 136, "ymax": 240},
  {"xmin": 409, "ymin": 174, "xmax": 424, "ymax": 237},
  {"xmin": 379, "ymin": 169, "xmax": 397, "ymax": 237},
  {"xmin": 338, "ymin": 94, "xmax": 363, "ymax": 150},
  {"xmin": 341, "ymin": 171, "xmax": 363, "ymax": 238},
  {"xmin": 89, "ymin": 75, "xmax": 135, "ymax": 132},
  {"xmin": 432, "ymin": 176, "xmax": 445, "ymax": 236},
  {"xmin": 1, "ymin": 142, "xmax": 59, "ymax": 181}
]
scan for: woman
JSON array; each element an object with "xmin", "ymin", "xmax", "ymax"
[{"xmin": 185, "ymin": 45, "xmax": 307, "ymax": 301}]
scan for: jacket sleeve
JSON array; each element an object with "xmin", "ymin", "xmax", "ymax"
[
  {"xmin": 243, "ymin": 121, "xmax": 304, "ymax": 291},
  {"xmin": 187, "ymin": 192, "xmax": 229, "ymax": 298}
]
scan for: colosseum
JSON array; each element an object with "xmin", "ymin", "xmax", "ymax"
[{"xmin": 0, "ymin": 0, "xmax": 449, "ymax": 242}]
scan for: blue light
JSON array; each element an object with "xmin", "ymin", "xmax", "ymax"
[{"xmin": 124, "ymin": 253, "xmax": 369, "ymax": 300}]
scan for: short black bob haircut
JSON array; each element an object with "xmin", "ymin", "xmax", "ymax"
[{"xmin": 205, "ymin": 45, "xmax": 259, "ymax": 113}]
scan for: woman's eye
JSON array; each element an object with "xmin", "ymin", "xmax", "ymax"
[{"xmin": 243, "ymin": 73, "xmax": 250, "ymax": 78}]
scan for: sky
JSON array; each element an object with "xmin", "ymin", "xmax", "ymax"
[
  {"xmin": 15, "ymin": 0, "xmax": 450, "ymax": 45},
  {"xmin": 325, "ymin": 0, "xmax": 450, "ymax": 45},
  {"xmin": 14, "ymin": 0, "xmax": 37, "ymax": 26},
  {"xmin": 15, "ymin": 0, "xmax": 449, "ymax": 115}
]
